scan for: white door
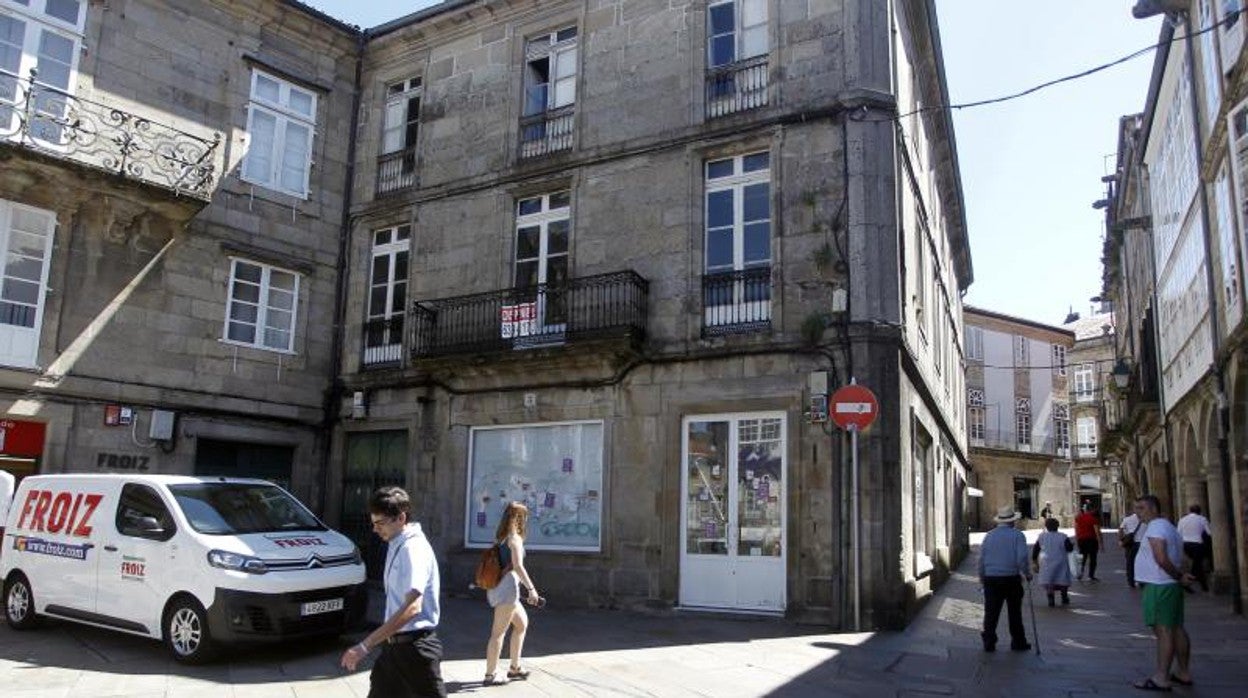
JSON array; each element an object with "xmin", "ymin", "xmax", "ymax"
[
  {"xmin": 680, "ymin": 413, "xmax": 785, "ymax": 612},
  {"xmin": 0, "ymin": 201, "xmax": 55, "ymax": 369}
]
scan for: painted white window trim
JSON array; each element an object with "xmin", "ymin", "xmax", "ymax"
[
  {"xmin": 705, "ymin": 152, "xmax": 771, "ymax": 273},
  {"xmin": 0, "ymin": 198, "xmax": 55, "ymax": 369},
  {"xmin": 222, "ymin": 257, "xmax": 300, "ymax": 354},
  {"xmin": 240, "ymin": 69, "xmax": 317, "ymax": 198}
]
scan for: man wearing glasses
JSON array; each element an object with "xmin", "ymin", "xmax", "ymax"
[{"xmin": 340, "ymin": 486, "xmax": 446, "ymax": 697}]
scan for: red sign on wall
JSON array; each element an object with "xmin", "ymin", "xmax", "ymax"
[
  {"xmin": 829, "ymin": 385, "xmax": 880, "ymax": 431},
  {"xmin": 0, "ymin": 420, "xmax": 47, "ymax": 457}
]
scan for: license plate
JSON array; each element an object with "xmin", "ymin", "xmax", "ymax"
[{"xmin": 301, "ymin": 598, "xmax": 344, "ymax": 616}]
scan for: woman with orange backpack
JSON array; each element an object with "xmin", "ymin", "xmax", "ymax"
[{"xmin": 483, "ymin": 502, "xmax": 543, "ymax": 685}]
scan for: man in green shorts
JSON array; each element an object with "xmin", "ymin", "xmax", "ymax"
[{"xmin": 1132, "ymin": 495, "xmax": 1195, "ymax": 692}]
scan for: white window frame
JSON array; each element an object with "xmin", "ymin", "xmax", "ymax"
[
  {"xmin": 968, "ymin": 406, "xmax": 985, "ymax": 443},
  {"xmin": 0, "ymin": 198, "xmax": 55, "ymax": 368},
  {"xmin": 1, "ymin": 0, "xmax": 86, "ymax": 145},
  {"xmin": 1051, "ymin": 344, "xmax": 1067, "ymax": 376},
  {"xmin": 364, "ymin": 225, "xmax": 410, "ymax": 363},
  {"xmin": 1074, "ymin": 363, "xmax": 1095, "ymax": 402},
  {"xmin": 705, "ymin": 151, "xmax": 771, "ymax": 274},
  {"xmin": 381, "ymin": 76, "xmax": 421, "ymax": 155},
  {"xmin": 523, "ymin": 27, "xmax": 578, "ymax": 115},
  {"xmin": 465, "ymin": 420, "xmax": 604, "ymax": 552},
  {"xmin": 966, "ymin": 326, "xmax": 983, "ymax": 361},
  {"xmin": 1054, "ymin": 402, "xmax": 1070, "ymax": 455},
  {"xmin": 241, "ymin": 69, "xmax": 317, "ymax": 198},
  {"xmin": 223, "ymin": 258, "xmax": 300, "ymax": 353},
  {"xmin": 1015, "ymin": 336, "xmax": 1029, "ymax": 364},
  {"xmin": 707, "ymin": 0, "xmax": 768, "ymax": 68},
  {"xmin": 1015, "ymin": 397, "xmax": 1031, "ymax": 450},
  {"xmin": 1076, "ymin": 416, "xmax": 1098, "ymax": 458}
]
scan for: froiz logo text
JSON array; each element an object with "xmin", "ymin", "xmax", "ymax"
[
  {"xmin": 16, "ymin": 490, "xmax": 104, "ymax": 538},
  {"xmin": 272, "ymin": 537, "xmax": 327, "ymax": 548}
]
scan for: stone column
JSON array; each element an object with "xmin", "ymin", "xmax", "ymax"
[{"xmin": 1206, "ymin": 466, "xmax": 1234, "ymax": 591}]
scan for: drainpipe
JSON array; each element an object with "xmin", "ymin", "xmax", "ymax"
[
  {"xmin": 1180, "ymin": 16, "xmax": 1243, "ymax": 614},
  {"xmin": 319, "ymin": 30, "xmax": 365, "ymax": 517}
]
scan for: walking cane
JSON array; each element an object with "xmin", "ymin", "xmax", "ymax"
[{"xmin": 1026, "ymin": 576, "xmax": 1041, "ymax": 656}]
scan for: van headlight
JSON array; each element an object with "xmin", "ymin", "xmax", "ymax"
[{"xmin": 207, "ymin": 549, "xmax": 268, "ymax": 574}]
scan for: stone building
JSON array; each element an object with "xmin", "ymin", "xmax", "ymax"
[
  {"xmin": 0, "ymin": 0, "xmax": 972, "ymax": 630},
  {"xmin": 330, "ymin": 0, "xmax": 972, "ymax": 629},
  {"xmin": 1062, "ymin": 309, "xmax": 1124, "ymax": 526},
  {"xmin": 963, "ymin": 307, "xmax": 1074, "ymax": 531},
  {"xmin": 0, "ymin": 0, "xmax": 357, "ymax": 510},
  {"xmin": 1100, "ymin": 0, "xmax": 1248, "ymax": 611}
]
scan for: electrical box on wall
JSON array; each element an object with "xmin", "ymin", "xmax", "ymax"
[
  {"xmin": 149, "ymin": 409, "xmax": 176, "ymax": 441},
  {"xmin": 808, "ymin": 371, "xmax": 829, "ymax": 423}
]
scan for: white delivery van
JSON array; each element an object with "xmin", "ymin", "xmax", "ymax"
[{"xmin": 1, "ymin": 474, "xmax": 366, "ymax": 662}]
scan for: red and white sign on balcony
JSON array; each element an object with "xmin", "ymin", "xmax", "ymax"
[
  {"xmin": 500, "ymin": 302, "xmax": 538, "ymax": 339},
  {"xmin": 830, "ymin": 384, "xmax": 879, "ymax": 431}
]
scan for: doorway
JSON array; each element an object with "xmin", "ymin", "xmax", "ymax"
[{"xmin": 680, "ymin": 413, "xmax": 786, "ymax": 612}]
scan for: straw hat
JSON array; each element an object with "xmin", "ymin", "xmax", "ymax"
[{"xmin": 994, "ymin": 505, "xmax": 1021, "ymax": 523}]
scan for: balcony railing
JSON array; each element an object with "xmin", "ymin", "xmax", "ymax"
[
  {"xmin": 702, "ymin": 266, "xmax": 771, "ymax": 336},
  {"xmin": 376, "ymin": 147, "xmax": 417, "ymax": 196},
  {"xmin": 518, "ymin": 104, "xmax": 574, "ymax": 158},
  {"xmin": 1, "ymin": 68, "xmax": 219, "ymax": 199},
  {"xmin": 705, "ymin": 55, "xmax": 769, "ymax": 119},
  {"xmin": 411, "ymin": 270, "xmax": 648, "ymax": 358},
  {"xmin": 362, "ymin": 316, "xmax": 405, "ymax": 368},
  {"xmin": 969, "ymin": 428, "xmax": 1067, "ymax": 457}
]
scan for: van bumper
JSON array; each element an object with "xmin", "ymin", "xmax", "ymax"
[{"xmin": 205, "ymin": 583, "xmax": 367, "ymax": 642}]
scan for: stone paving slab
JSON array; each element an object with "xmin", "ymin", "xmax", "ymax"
[{"xmin": 2, "ymin": 531, "xmax": 1248, "ymax": 696}]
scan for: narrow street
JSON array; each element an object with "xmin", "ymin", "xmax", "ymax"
[{"xmin": 3, "ymin": 532, "xmax": 1247, "ymax": 696}]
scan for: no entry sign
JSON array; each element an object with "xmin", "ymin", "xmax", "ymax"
[{"xmin": 830, "ymin": 384, "xmax": 879, "ymax": 431}]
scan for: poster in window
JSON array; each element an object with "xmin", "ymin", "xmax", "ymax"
[{"xmin": 467, "ymin": 421, "xmax": 603, "ymax": 551}]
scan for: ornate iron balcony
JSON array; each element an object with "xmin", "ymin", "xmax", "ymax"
[
  {"xmin": 411, "ymin": 270, "xmax": 648, "ymax": 358},
  {"xmin": 376, "ymin": 147, "xmax": 417, "ymax": 196},
  {"xmin": 702, "ymin": 266, "xmax": 772, "ymax": 336},
  {"xmin": 705, "ymin": 55, "xmax": 769, "ymax": 119},
  {"xmin": 1, "ymin": 68, "xmax": 219, "ymax": 199},
  {"xmin": 518, "ymin": 104, "xmax": 574, "ymax": 158}
]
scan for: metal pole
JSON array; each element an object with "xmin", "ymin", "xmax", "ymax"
[{"xmin": 852, "ymin": 423, "xmax": 860, "ymax": 632}]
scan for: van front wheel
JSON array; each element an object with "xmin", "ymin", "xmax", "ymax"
[
  {"xmin": 4, "ymin": 573, "xmax": 38, "ymax": 630},
  {"xmin": 164, "ymin": 596, "xmax": 217, "ymax": 663}
]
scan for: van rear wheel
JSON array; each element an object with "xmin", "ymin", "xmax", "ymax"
[
  {"xmin": 164, "ymin": 596, "xmax": 217, "ymax": 663},
  {"xmin": 4, "ymin": 573, "xmax": 38, "ymax": 630}
]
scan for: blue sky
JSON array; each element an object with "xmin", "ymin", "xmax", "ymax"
[{"xmin": 305, "ymin": 0, "xmax": 1163, "ymax": 326}]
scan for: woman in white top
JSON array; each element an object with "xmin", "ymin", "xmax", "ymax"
[{"xmin": 1031, "ymin": 517, "xmax": 1073, "ymax": 606}]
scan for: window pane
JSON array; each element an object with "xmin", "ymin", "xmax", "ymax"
[
  {"xmin": 706, "ymin": 228, "xmax": 733, "ymax": 269},
  {"xmin": 742, "ymin": 183, "xmax": 769, "ymax": 221},
  {"xmin": 374, "ymin": 228, "xmax": 391, "ymax": 246},
  {"xmin": 390, "ymin": 281, "xmax": 406, "ymax": 314},
  {"xmin": 7, "ymin": 227, "xmax": 48, "ymax": 257},
  {"xmin": 706, "ymin": 159, "xmax": 733, "ymax": 179},
  {"xmin": 394, "ymin": 250, "xmax": 409, "ymax": 279},
  {"xmin": 709, "ymin": 3, "xmax": 735, "ymax": 35},
  {"xmin": 553, "ymin": 75, "xmax": 575, "ymax": 107},
  {"xmin": 227, "ymin": 321, "xmax": 256, "ymax": 343},
  {"xmin": 255, "ymin": 74, "xmax": 280, "ymax": 103},
  {"xmin": 371, "ymin": 255, "xmax": 391, "ymax": 285},
  {"xmin": 37, "ymin": 30, "xmax": 73, "ymax": 89},
  {"xmin": 266, "ymin": 308, "xmax": 292, "ymax": 331},
  {"xmin": 45, "ymin": 0, "xmax": 81, "ymax": 25},
  {"xmin": 518, "ymin": 197, "xmax": 542, "ymax": 216},
  {"xmin": 368, "ymin": 285, "xmax": 387, "ymax": 316},
  {"xmin": 269, "ymin": 269, "xmax": 296, "ymax": 292},
  {"xmin": 555, "ymin": 26, "xmax": 577, "ymax": 42},
  {"xmin": 244, "ymin": 109, "xmax": 277, "ymax": 182},
  {"xmin": 743, "ymin": 152, "xmax": 769, "ymax": 173},
  {"xmin": 555, "ymin": 47, "xmax": 577, "ymax": 79},
  {"xmin": 516, "ymin": 226, "xmax": 540, "ymax": 259},
  {"xmin": 263, "ymin": 327, "xmax": 290, "ymax": 350},
  {"xmin": 546, "ymin": 254, "xmax": 568, "ymax": 286},
  {"xmin": 710, "ymin": 35, "xmax": 736, "ymax": 67},
  {"xmin": 1, "ymin": 278, "xmax": 38, "ymax": 305},
  {"xmin": 550, "ymin": 191, "xmax": 570, "ymax": 209},
  {"xmin": 515, "ymin": 260, "xmax": 539, "ymax": 288},
  {"xmin": 279, "ymin": 122, "xmax": 310, "ymax": 193},
  {"xmin": 548, "ymin": 220, "xmax": 569, "ymax": 254},
  {"xmin": 5, "ymin": 254, "xmax": 42, "ymax": 282},
  {"xmin": 234, "ymin": 262, "xmax": 262, "ymax": 284},
  {"xmin": 267, "ymin": 288, "xmax": 294, "ymax": 312},
  {"xmin": 707, "ymin": 190, "xmax": 733, "ymax": 228},
  {"xmin": 741, "ymin": 26, "xmax": 767, "ymax": 59},
  {"xmin": 288, "ymin": 89, "xmax": 314, "ymax": 118},
  {"xmin": 229, "ymin": 301, "xmax": 258, "ymax": 323},
  {"xmin": 743, "ymin": 222, "xmax": 769, "ymax": 263},
  {"xmin": 395, "ymin": 225, "xmax": 411, "ymax": 241},
  {"xmin": 742, "ymin": 0, "xmax": 767, "ymax": 27}
]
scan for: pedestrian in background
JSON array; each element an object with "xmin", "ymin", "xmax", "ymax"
[
  {"xmin": 1032, "ymin": 517, "xmax": 1073, "ymax": 606},
  {"xmin": 1177, "ymin": 504, "xmax": 1212, "ymax": 592},
  {"xmin": 1039, "ymin": 501, "xmax": 1053, "ymax": 521},
  {"xmin": 340, "ymin": 486, "xmax": 446, "ymax": 698},
  {"xmin": 484, "ymin": 502, "xmax": 543, "ymax": 685},
  {"xmin": 978, "ymin": 505, "xmax": 1032, "ymax": 652},
  {"xmin": 1075, "ymin": 503, "xmax": 1102, "ymax": 581},
  {"xmin": 1120, "ymin": 507, "xmax": 1143, "ymax": 588},
  {"xmin": 1132, "ymin": 494, "xmax": 1195, "ymax": 692}
]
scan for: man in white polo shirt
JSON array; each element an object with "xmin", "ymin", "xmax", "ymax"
[
  {"xmin": 1132, "ymin": 495, "xmax": 1195, "ymax": 692},
  {"xmin": 1177, "ymin": 504, "xmax": 1212, "ymax": 592}
]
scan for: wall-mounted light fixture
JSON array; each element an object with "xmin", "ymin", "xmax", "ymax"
[{"xmin": 1111, "ymin": 359, "xmax": 1132, "ymax": 390}]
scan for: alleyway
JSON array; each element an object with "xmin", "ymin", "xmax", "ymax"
[{"xmin": 3, "ymin": 532, "xmax": 1247, "ymax": 696}]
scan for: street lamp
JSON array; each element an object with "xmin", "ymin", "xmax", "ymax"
[{"xmin": 1111, "ymin": 359, "xmax": 1131, "ymax": 390}]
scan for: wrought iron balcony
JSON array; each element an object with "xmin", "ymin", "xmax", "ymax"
[
  {"xmin": 1, "ymin": 68, "xmax": 219, "ymax": 199},
  {"xmin": 969, "ymin": 428, "xmax": 1067, "ymax": 457},
  {"xmin": 702, "ymin": 266, "xmax": 772, "ymax": 337},
  {"xmin": 376, "ymin": 147, "xmax": 417, "ymax": 196},
  {"xmin": 518, "ymin": 104, "xmax": 574, "ymax": 158},
  {"xmin": 362, "ymin": 316, "xmax": 405, "ymax": 369},
  {"xmin": 411, "ymin": 270, "xmax": 648, "ymax": 358},
  {"xmin": 705, "ymin": 55, "xmax": 769, "ymax": 119}
]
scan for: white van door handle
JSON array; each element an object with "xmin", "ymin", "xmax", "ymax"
[{"xmin": 104, "ymin": 545, "xmax": 118, "ymax": 552}]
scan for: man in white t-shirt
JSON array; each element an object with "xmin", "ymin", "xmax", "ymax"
[
  {"xmin": 1177, "ymin": 504, "xmax": 1212, "ymax": 592},
  {"xmin": 1132, "ymin": 495, "xmax": 1196, "ymax": 692},
  {"xmin": 1119, "ymin": 510, "xmax": 1142, "ymax": 588}
]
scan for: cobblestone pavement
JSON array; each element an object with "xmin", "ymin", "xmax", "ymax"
[{"xmin": 2, "ymin": 531, "xmax": 1247, "ymax": 696}]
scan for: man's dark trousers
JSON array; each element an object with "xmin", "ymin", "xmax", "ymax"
[
  {"xmin": 1124, "ymin": 542, "xmax": 1140, "ymax": 587},
  {"xmin": 1183, "ymin": 541, "xmax": 1210, "ymax": 591},
  {"xmin": 981, "ymin": 575, "xmax": 1026, "ymax": 650},
  {"xmin": 368, "ymin": 630, "xmax": 447, "ymax": 697}
]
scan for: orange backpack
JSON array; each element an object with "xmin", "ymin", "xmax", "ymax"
[{"xmin": 474, "ymin": 544, "xmax": 503, "ymax": 590}]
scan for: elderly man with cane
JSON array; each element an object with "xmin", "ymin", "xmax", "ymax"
[{"xmin": 978, "ymin": 505, "xmax": 1033, "ymax": 652}]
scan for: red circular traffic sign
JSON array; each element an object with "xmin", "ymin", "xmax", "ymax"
[{"xmin": 829, "ymin": 384, "xmax": 879, "ymax": 431}]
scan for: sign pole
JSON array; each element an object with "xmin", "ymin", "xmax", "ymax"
[{"xmin": 851, "ymin": 422, "xmax": 860, "ymax": 632}]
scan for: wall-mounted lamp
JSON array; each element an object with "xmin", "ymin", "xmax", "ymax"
[
  {"xmin": 1111, "ymin": 359, "xmax": 1132, "ymax": 390},
  {"xmin": 1092, "ymin": 199, "xmax": 1110, "ymax": 210}
]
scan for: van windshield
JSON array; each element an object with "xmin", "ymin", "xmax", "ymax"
[{"xmin": 168, "ymin": 483, "xmax": 327, "ymax": 535}]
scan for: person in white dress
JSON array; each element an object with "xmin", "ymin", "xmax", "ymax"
[{"xmin": 1031, "ymin": 517, "xmax": 1073, "ymax": 606}]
